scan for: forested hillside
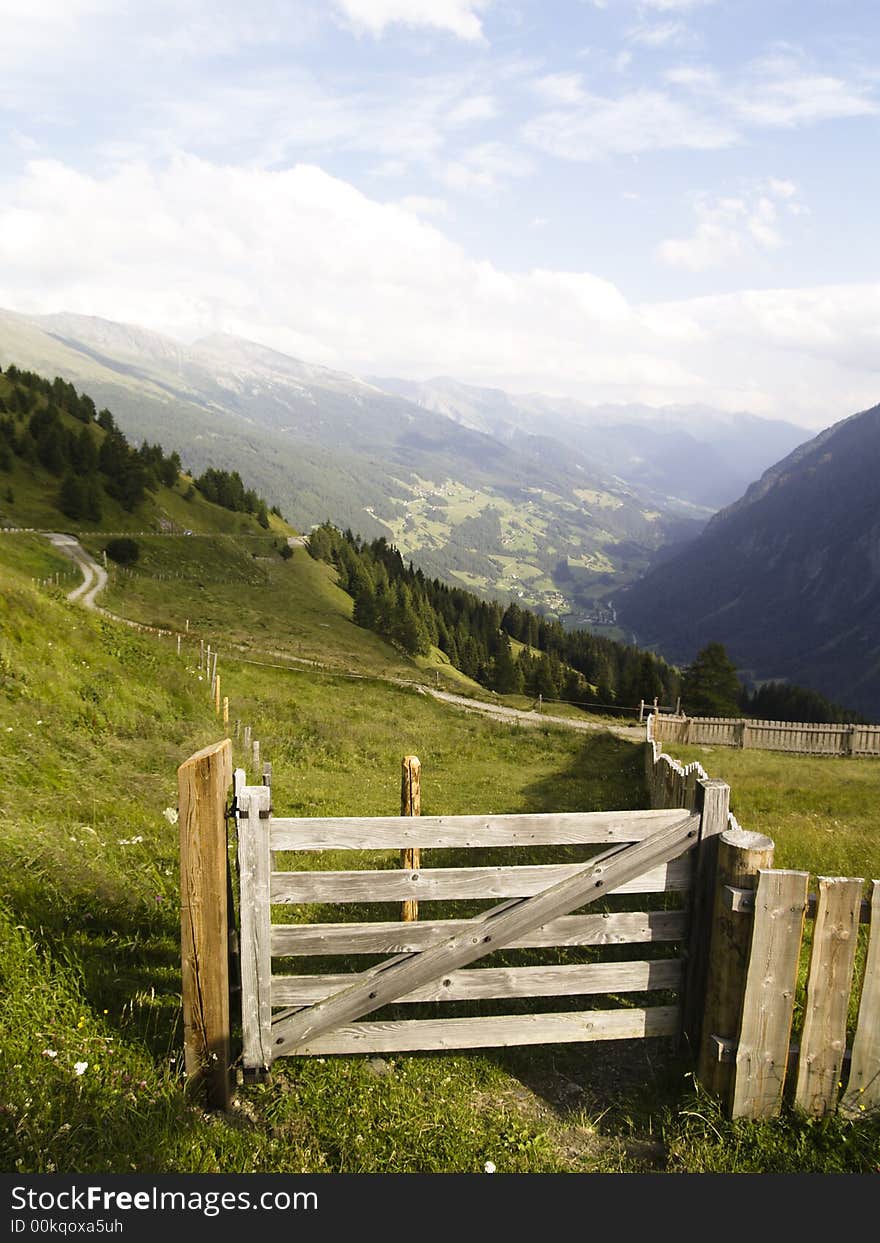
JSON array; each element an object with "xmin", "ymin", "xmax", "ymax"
[{"xmin": 309, "ymin": 523, "xmax": 681, "ymax": 712}]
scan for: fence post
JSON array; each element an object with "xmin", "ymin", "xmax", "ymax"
[
  {"xmin": 178, "ymin": 738, "xmax": 233, "ymax": 1110},
  {"xmin": 214, "ymin": 673, "xmax": 221, "ymax": 715},
  {"xmin": 236, "ymin": 782, "xmax": 273, "ymax": 1076},
  {"xmin": 223, "ymin": 696, "xmax": 229, "ymax": 725},
  {"xmin": 681, "ymin": 777, "xmax": 730, "ymax": 1056},
  {"xmin": 696, "ymin": 827, "xmax": 775, "ymax": 1110},
  {"xmin": 401, "ymin": 755, "xmax": 421, "ymax": 922}
]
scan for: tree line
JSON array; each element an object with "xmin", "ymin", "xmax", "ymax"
[
  {"xmin": 0, "ymin": 364, "xmax": 182, "ymax": 520},
  {"xmin": 307, "ymin": 523, "xmax": 681, "ymax": 713}
]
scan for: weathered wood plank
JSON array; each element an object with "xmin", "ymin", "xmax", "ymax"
[
  {"xmin": 401, "ymin": 754, "xmax": 421, "ymax": 923},
  {"xmin": 271, "ymin": 958, "xmax": 684, "ymax": 1005},
  {"xmin": 269, "ymin": 807, "xmax": 692, "ymax": 850},
  {"xmin": 681, "ymin": 777, "xmax": 731, "ymax": 1055},
  {"xmin": 270, "ymin": 910, "xmax": 689, "ymax": 956},
  {"xmin": 178, "ymin": 739, "xmax": 233, "ymax": 1109},
  {"xmin": 270, "ymin": 813, "xmax": 699, "ymax": 1057},
  {"xmin": 697, "ymin": 828, "xmax": 775, "ymax": 1106},
  {"xmin": 794, "ymin": 876, "xmax": 864, "ymax": 1118},
  {"xmin": 270, "ymin": 857, "xmax": 692, "ymax": 903},
  {"xmin": 237, "ymin": 785, "xmax": 273, "ymax": 1071},
  {"xmin": 293, "ymin": 1005, "xmax": 680, "ymax": 1055},
  {"xmin": 731, "ymin": 869, "xmax": 810, "ymax": 1119},
  {"xmin": 840, "ymin": 880, "xmax": 880, "ymax": 1118}
]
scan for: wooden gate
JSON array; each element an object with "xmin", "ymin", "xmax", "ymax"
[{"xmin": 232, "ymin": 771, "xmax": 713, "ymax": 1070}]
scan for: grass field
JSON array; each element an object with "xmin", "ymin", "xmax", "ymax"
[{"xmin": 1, "ymin": 530, "xmax": 879, "ymax": 1175}]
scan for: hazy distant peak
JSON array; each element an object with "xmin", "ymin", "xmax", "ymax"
[
  {"xmin": 191, "ymin": 332, "xmax": 382, "ymax": 395},
  {"xmin": 38, "ymin": 311, "xmax": 188, "ymax": 367}
]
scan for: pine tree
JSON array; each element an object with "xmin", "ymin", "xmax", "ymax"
[{"xmin": 682, "ymin": 643, "xmax": 742, "ymax": 717}]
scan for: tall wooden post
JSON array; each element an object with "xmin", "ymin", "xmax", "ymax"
[
  {"xmin": 178, "ymin": 738, "xmax": 233, "ymax": 1110},
  {"xmin": 681, "ymin": 777, "xmax": 730, "ymax": 1054},
  {"xmin": 401, "ymin": 755, "xmax": 421, "ymax": 922},
  {"xmin": 223, "ymin": 696, "xmax": 229, "ymax": 725},
  {"xmin": 214, "ymin": 673, "xmax": 221, "ymax": 715},
  {"xmin": 697, "ymin": 827, "xmax": 775, "ymax": 1110}
]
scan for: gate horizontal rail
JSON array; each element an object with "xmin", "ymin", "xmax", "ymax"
[{"xmin": 233, "ymin": 782, "xmax": 701, "ymax": 1066}]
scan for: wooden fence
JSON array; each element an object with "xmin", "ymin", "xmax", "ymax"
[
  {"xmin": 178, "ymin": 737, "xmax": 879, "ymax": 1123},
  {"xmin": 649, "ymin": 711, "xmax": 880, "ymax": 757},
  {"xmin": 646, "ymin": 735, "xmax": 880, "ymax": 1120}
]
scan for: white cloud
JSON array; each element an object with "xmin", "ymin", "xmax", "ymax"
[
  {"xmin": 398, "ymin": 194, "xmax": 450, "ymax": 216},
  {"xmin": 331, "ymin": 0, "xmax": 491, "ymax": 41},
  {"xmin": 657, "ymin": 180, "xmax": 805, "ymax": 272},
  {"xmin": 2, "ymin": 154, "xmax": 878, "ymax": 426},
  {"xmin": 524, "ymin": 89, "xmax": 737, "ymax": 160},
  {"xmin": 447, "ymin": 94, "xmax": 498, "ymax": 124},
  {"xmin": 531, "ymin": 73, "xmax": 586, "ymax": 105},
  {"xmin": 627, "ymin": 21, "xmax": 689, "ymax": 48},
  {"xmin": 441, "ymin": 141, "xmax": 533, "ymax": 192}
]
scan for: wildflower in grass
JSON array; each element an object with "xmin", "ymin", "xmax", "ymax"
[
  {"xmin": 163, "ymin": 807, "xmax": 179, "ymax": 825},
  {"xmin": 41, "ymin": 1050, "xmax": 58, "ymax": 1059},
  {"xmin": 484, "ymin": 1161, "xmax": 496, "ymax": 1174},
  {"xmin": 73, "ymin": 1062, "xmax": 88, "ymax": 1076}
]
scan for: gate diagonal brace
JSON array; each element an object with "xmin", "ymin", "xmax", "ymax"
[{"xmin": 270, "ymin": 812, "xmax": 700, "ymax": 1057}]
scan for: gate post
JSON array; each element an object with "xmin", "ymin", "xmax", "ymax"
[
  {"xmin": 237, "ymin": 783, "xmax": 273, "ymax": 1076},
  {"xmin": 178, "ymin": 738, "xmax": 233, "ymax": 1109},
  {"xmin": 401, "ymin": 755, "xmax": 421, "ymax": 922},
  {"xmin": 681, "ymin": 777, "xmax": 729, "ymax": 1056},
  {"xmin": 696, "ymin": 828, "xmax": 775, "ymax": 1111}
]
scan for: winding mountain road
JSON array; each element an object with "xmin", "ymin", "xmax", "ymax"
[
  {"xmin": 42, "ymin": 531, "xmax": 643, "ymax": 741},
  {"xmin": 45, "ymin": 532, "xmax": 108, "ymax": 608}
]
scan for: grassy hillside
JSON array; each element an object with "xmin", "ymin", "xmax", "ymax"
[{"xmin": 2, "ymin": 527, "xmax": 879, "ymax": 1175}]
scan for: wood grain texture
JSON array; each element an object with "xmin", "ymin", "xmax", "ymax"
[
  {"xmin": 270, "ymin": 813, "xmax": 699, "ymax": 1056},
  {"xmin": 841, "ymin": 880, "xmax": 880, "ymax": 1118},
  {"xmin": 270, "ymin": 857, "xmax": 692, "ymax": 904},
  {"xmin": 269, "ymin": 807, "xmax": 691, "ymax": 851},
  {"xmin": 697, "ymin": 828, "xmax": 775, "ymax": 1106},
  {"xmin": 401, "ymin": 755, "xmax": 421, "ymax": 923},
  {"xmin": 271, "ymin": 958, "xmax": 684, "ymax": 1005},
  {"xmin": 236, "ymin": 784, "xmax": 273, "ymax": 1071},
  {"xmin": 270, "ymin": 910, "xmax": 688, "ymax": 956},
  {"xmin": 292, "ymin": 1005, "xmax": 680, "ymax": 1055},
  {"xmin": 794, "ymin": 876, "xmax": 864, "ymax": 1118},
  {"xmin": 731, "ymin": 868, "xmax": 809, "ymax": 1119},
  {"xmin": 178, "ymin": 738, "xmax": 233, "ymax": 1109}
]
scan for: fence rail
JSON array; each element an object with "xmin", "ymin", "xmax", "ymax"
[
  {"xmin": 178, "ymin": 736, "xmax": 879, "ymax": 1124},
  {"xmin": 225, "ymin": 761, "xmax": 704, "ymax": 1068},
  {"xmin": 645, "ymin": 732, "xmax": 879, "ymax": 1120},
  {"xmin": 650, "ymin": 711, "xmax": 880, "ymax": 757}
]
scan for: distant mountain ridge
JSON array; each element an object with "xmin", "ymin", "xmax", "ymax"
[
  {"xmin": 0, "ymin": 305, "xmax": 805, "ymax": 625},
  {"xmin": 616, "ymin": 401, "xmax": 880, "ymax": 718}
]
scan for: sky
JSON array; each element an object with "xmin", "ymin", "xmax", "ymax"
[{"xmin": 1, "ymin": 0, "xmax": 879, "ymax": 428}]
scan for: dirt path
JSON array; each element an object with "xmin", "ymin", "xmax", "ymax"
[
  {"xmin": 43, "ymin": 532, "xmax": 643, "ymax": 742},
  {"xmin": 45, "ymin": 532, "xmax": 109, "ymax": 608},
  {"xmin": 425, "ymin": 686, "xmax": 643, "ymax": 741}
]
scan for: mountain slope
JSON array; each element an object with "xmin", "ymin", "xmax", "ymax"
[
  {"xmin": 373, "ymin": 375, "xmax": 806, "ymax": 510},
  {"xmin": 615, "ymin": 402, "xmax": 880, "ymax": 718},
  {"xmin": 0, "ymin": 307, "xmax": 706, "ymax": 623}
]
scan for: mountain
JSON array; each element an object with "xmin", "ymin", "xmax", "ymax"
[
  {"xmin": 615, "ymin": 402, "xmax": 880, "ymax": 718},
  {"xmin": 371, "ymin": 376, "xmax": 806, "ymax": 510},
  {"xmin": 0, "ymin": 306, "xmax": 714, "ymax": 624},
  {"xmin": 0, "ymin": 306, "xmax": 803, "ymax": 629}
]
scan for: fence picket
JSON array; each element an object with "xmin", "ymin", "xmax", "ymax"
[
  {"xmin": 840, "ymin": 880, "xmax": 880, "ymax": 1118},
  {"xmin": 794, "ymin": 877, "xmax": 864, "ymax": 1118},
  {"xmin": 731, "ymin": 868, "xmax": 809, "ymax": 1119},
  {"xmin": 237, "ymin": 784, "xmax": 273, "ymax": 1072}
]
